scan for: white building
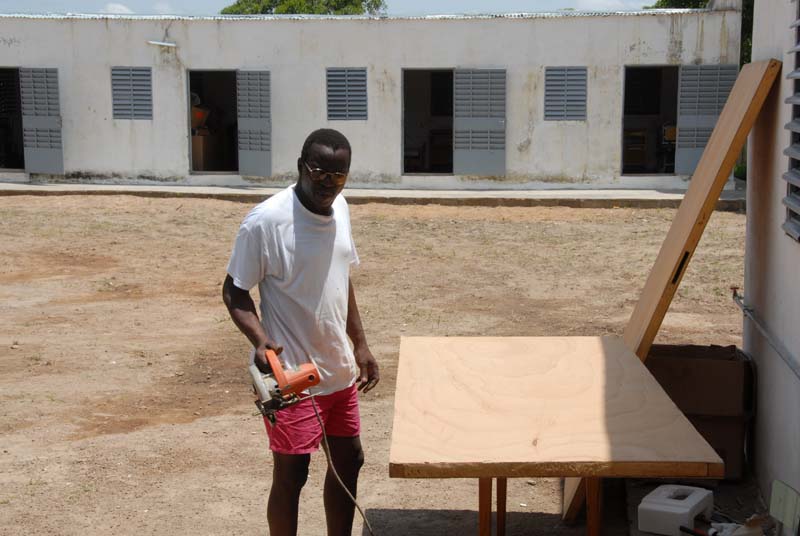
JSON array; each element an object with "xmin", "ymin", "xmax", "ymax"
[
  {"xmin": 0, "ymin": 5, "xmax": 740, "ymax": 189},
  {"xmin": 746, "ymin": 1, "xmax": 800, "ymax": 529}
]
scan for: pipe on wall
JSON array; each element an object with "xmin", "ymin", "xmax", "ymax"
[{"xmin": 732, "ymin": 287, "xmax": 800, "ymax": 382}]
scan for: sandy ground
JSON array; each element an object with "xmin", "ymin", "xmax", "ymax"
[{"xmin": 0, "ymin": 196, "xmax": 747, "ymax": 535}]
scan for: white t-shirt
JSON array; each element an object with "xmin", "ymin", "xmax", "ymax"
[{"xmin": 226, "ymin": 185, "xmax": 360, "ymax": 395}]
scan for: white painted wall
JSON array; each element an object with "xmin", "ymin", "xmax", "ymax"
[
  {"xmin": 747, "ymin": 1, "xmax": 800, "ymax": 529},
  {"xmin": 0, "ymin": 11, "xmax": 740, "ymax": 188}
]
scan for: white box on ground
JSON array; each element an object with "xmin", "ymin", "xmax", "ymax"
[{"xmin": 638, "ymin": 485, "xmax": 714, "ymax": 536}]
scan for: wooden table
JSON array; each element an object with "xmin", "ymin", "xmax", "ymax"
[{"xmin": 389, "ymin": 336, "xmax": 723, "ymax": 535}]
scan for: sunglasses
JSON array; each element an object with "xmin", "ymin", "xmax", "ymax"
[{"xmin": 304, "ymin": 161, "xmax": 349, "ymax": 187}]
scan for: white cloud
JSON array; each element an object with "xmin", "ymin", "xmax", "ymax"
[
  {"xmin": 102, "ymin": 2, "xmax": 134, "ymax": 13},
  {"xmin": 575, "ymin": 0, "xmax": 649, "ymax": 9},
  {"xmin": 153, "ymin": 2, "xmax": 173, "ymax": 14}
]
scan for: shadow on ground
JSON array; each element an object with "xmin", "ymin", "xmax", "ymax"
[{"xmin": 360, "ymin": 509, "xmax": 586, "ymax": 535}]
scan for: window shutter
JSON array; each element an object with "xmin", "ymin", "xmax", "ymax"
[
  {"xmin": 677, "ymin": 127, "xmax": 714, "ymax": 151},
  {"xmin": 454, "ymin": 69, "xmax": 506, "ymax": 120},
  {"xmin": 237, "ymin": 70, "xmax": 272, "ymax": 177},
  {"xmin": 111, "ymin": 67, "xmax": 152, "ymax": 120},
  {"xmin": 19, "ymin": 68, "xmax": 63, "ymax": 174},
  {"xmin": 678, "ymin": 65, "xmax": 737, "ymax": 117},
  {"xmin": 327, "ymin": 68, "xmax": 367, "ymax": 120},
  {"xmin": 544, "ymin": 67, "xmax": 587, "ymax": 121},
  {"xmin": 784, "ymin": 11, "xmax": 800, "ymax": 241},
  {"xmin": 20, "ymin": 68, "xmax": 59, "ymax": 118},
  {"xmin": 675, "ymin": 64, "xmax": 738, "ymax": 175},
  {"xmin": 677, "ymin": 65, "xmax": 737, "ymax": 149},
  {"xmin": 453, "ymin": 69, "xmax": 506, "ymax": 176}
]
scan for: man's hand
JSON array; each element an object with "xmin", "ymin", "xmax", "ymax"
[
  {"xmin": 354, "ymin": 345, "xmax": 379, "ymax": 394},
  {"xmin": 346, "ymin": 279, "xmax": 378, "ymax": 393},
  {"xmin": 254, "ymin": 340, "xmax": 284, "ymax": 375}
]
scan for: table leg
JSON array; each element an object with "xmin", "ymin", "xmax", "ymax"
[
  {"xmin": 479, "ymin": 477, "xmax": 492, "ymax": 536},
  {"xmin": 496, "ymin": 477, "xmax": 507, "ymax": 536},
  {"xmin": 585, "ymin": 477, "xmax": 602, "ymax": 536}
]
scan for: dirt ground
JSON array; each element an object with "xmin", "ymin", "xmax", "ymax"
[{"xmin": 0, "ymin": 195, "xmax": 748, "ymax": 535}]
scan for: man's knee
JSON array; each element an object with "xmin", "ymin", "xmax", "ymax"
[
  {"xmin": 272, "ymin": 453, "xmax": 310, "ymax": 493},
  {"xmin": 344, "ymin": 445, "xmax": 365, "ymax": 475},
  {"xmin": 328, "ymin": 436, "xmax": 364, "ymax": 475},
  {"xmin": 352, "ymin": 444, "xmax": 365, "ymax": 471}
]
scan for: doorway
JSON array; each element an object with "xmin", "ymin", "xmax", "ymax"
[
  {"xmin": 622, "ymin": 66, "xmax": 679, "ymax": 174},
  {"xmin": 403, "ymin": 70, "xmax": 453, "ymax": 174},
  {"xmin": 188, "ymin": 70, "xmax": 238, "ymax": 173},
  {"xmin": 0, "ymin": 68, "xmax": 25, "ymax": 170}
]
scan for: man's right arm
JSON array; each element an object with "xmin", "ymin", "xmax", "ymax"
[{"xmin": 222, "ymin": 274, "xmax": 282, "ymax": 373}]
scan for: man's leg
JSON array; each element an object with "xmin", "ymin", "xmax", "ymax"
[
  {"xmin": 323, "ymin": 435, "xmax": 364, "ymax": 536},
  {"xmin": 268, "ymin": 452, "xmax": 311, "ymax": 536}
]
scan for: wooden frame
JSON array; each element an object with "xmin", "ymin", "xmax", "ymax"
[{"xmin": 562, "ymin": 58, "xmax": 783, "ymax": 525}]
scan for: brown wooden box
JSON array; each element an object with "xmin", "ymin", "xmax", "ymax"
[
  {"xmin": 645, "ymin": 344, "xmax": 754, "ymax": 480},
  {"xmin": 191, "ymin": 133, "xmax": 225, "ymax": 171}
]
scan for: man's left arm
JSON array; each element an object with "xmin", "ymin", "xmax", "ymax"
[{"xmin": 347, "ymin": 277, "xmax": 379, "ymax": 393}]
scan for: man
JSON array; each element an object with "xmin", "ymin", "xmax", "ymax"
[{"xmin": 222, "ymin": 128, "xmax": 379, "ymax": 536}]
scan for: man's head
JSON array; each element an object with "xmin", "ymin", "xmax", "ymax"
[{"xmin": 295, "ymin": 129, "xmax": 352, "ymax": 215}]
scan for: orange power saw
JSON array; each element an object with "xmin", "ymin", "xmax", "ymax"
[{"xmin": 249, "ymin": 349, "xmax": 321, "ymax": 424}]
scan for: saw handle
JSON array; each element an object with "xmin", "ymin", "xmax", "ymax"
[
  {"xmin": 264, "ymin": 349, "xmax": 288, "ymax": 391},
  {"xmin": 259, "ymin": 349, "xmax": 321, "ymax": 398}
]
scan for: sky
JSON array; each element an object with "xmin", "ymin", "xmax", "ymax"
[{"xmin": 0, "ymin": 0, "xmax": 654, "ymax": 17}]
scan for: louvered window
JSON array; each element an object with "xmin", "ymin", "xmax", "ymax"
[
  {"xmin": 544, "ymin": 67, "xmax": 587, "ymax": 121},
  {"xmin": 20, "ymin": 68, "xmax": 61, "ymax": 150},
  {"xmin": 784, "ymin": 10, "xmax": 800, "ymax": 240},
  {"xmin": 677, "ymin": 127, "xmax": 714, "ymax": 150},
  {"xmin": 236, "ymin": 70, "xmax": 272, "ymax": 177},
  {"xmin": 111, "ymin": 67, "xmax": 152, "ymax": 120},
  {"xmin": 677, "ymin": 65, "xmax": 737, "ymax": 151},
  {"xmin": 327, "ymin": 68, "xmax": 367, "ymax": 120},
  {"xmin": 673, "ymin": 64, "xmax": 738, "ymax": 175},
  {"xmin": 678, "ymin": 65, "xmax": 737, "ymax": 116},
  {"xmin": 452, "ymin": 69, "xmax": 507, "ymax": 176},
  {"xmin": 20, "ymin": 68, "xmax": 59, "ymax": 117}
]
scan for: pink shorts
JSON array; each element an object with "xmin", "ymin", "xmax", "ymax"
[{"xmin": 263, "ymin": 384, "xmax": 361, "ymax": 455}]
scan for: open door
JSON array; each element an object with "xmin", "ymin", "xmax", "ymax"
[
  {"xmin": 236, "ymin": 70, "xmax": 271, "ymax": 177},
  {"xmin": 622, "ymin": 66, "xmax": 679, "ymax": 174},
  {"xmin": 402, "ymin": 70, "xmax": 454, "ymax": 174},
  {"xmin": 0, "ymin": 69, "xmax": 25, "ymax": 170},
  {"xmin": 675, "ymin": 65, "xmax": 737, "ymax": 175},
  {"xmin": 20, "ymin": 68, "xmax": 63, "ymax": 175},
  {"xmin": 453, "ymin": 69, "xmax": 506, "ymax": 176}
]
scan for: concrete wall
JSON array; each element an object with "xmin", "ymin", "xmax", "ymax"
[
  {"xmin": 747, "ymin": 1, "xmax": 800, "ymax": 528},
  {"xmin": 0, "ymin": 11, "xmax": 740, "ymax": 188}
]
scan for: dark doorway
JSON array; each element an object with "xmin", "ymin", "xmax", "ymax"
[
  {"xmin": 189, "ymin": 71, "xmax": 238, "ymax": 173},
  {"xmin": 403, "ymin": 70, "xmax": 453, "ymax": 174},
  {"xmin": 0, "ymin": 68, "xmax": 25, "ymax": 170},
  {"xmin": 622, "ymin": 66, "xmax": 679, "ymax": 174}
]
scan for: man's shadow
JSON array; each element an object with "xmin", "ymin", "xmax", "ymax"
[{"xmin": 360, "ymin": 509, "xmax": 585, "ymax": 535}]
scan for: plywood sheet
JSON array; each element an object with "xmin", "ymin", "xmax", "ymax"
[
  {"xmin": 389, "ymin": 336, "xmax": 722, "ymax": 479},
  {"xmin": 622, "ymin": 59, "xmax": 782, "ymax": 360}
]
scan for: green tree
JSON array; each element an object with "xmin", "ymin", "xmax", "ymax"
[
  {"xmin": 221, "ymin": 0, "xmax": 386, "ymax": 15},
  {"xmin": 644, "ymin": 0, "xmax": 753, "ymax": 64}
]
